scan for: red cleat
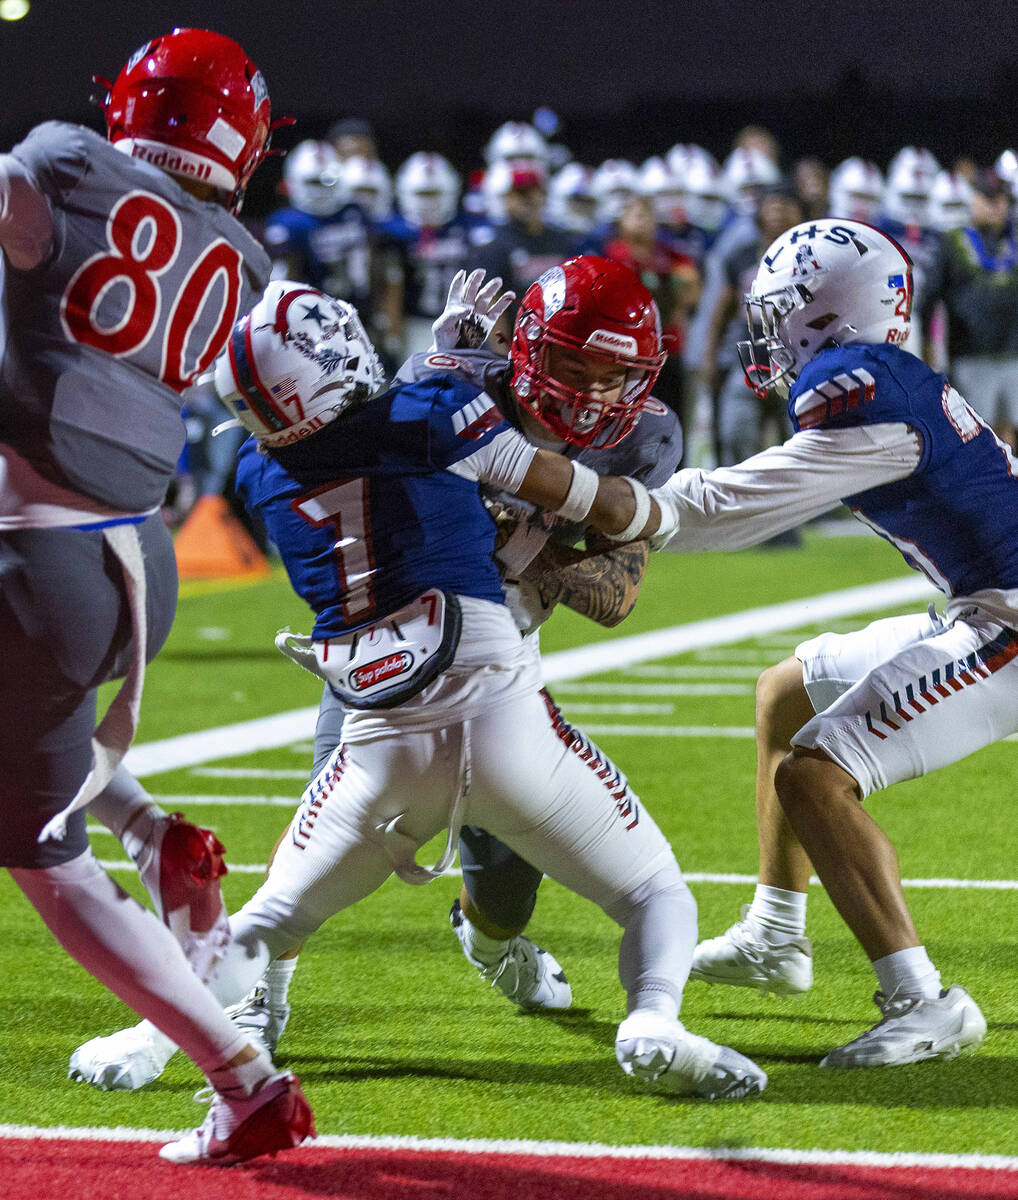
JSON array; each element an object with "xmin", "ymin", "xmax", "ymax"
[
  {"xmin": 159, "ymin": 1071, "xmax": 316, "ymax": 1166},
  {"xmin": 138, "ymin": 812, "xmax": 230, "ymax": 980}
]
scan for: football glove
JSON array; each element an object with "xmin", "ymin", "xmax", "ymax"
[{"xmin": 430, "ymin": 268, "xmax": 515, "ymax": 351}]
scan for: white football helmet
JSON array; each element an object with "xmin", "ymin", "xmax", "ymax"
[
  {"xmin": 395, "ymin": 152, "xmax": 461, "ymax": 228},
  {"xmin": 995, "ymin": 149, "xmax": 1018, "ymax": 194},
  {"xmin": 547, "ymin": 162, "xmax": 596, "ymax": 232},
  {"xmin": 678, "ymin": 155, "xmax": 727, "ymax": 231},
  {"xmin": 882, "ymin": 147, "xmax": 940, "ymax": 227},
  {"xmin": 827, "ymin": 157, "xmax": 884, "ymax": 222},
  {"xmin": 666, "ymin": 143, "xmax": 718, "ymax": 180},
  {"xmin": 722, "ymin": 147, "xmax": 781, "ymax": 214},
  {"xmin": 738, "ymin": 219, "xmax": 913, "ymax": 397},
  {"xmin": 481, "ymin": 159, "xmax": 547, "ymax": 222},
  {"xmin": 340, "ymin": 154, "xmax": 393, "ymax": 221},
  {"xmin": 638, "ymin": 156, "xmax": 684, "ymax": 225},
  {"xmin": 214, "ymin": 282, "xmax": 386, "ymax": 447},
  {"xmin": 929, "ymin": 170, "xmax": 974, "ymax": 231},
  {"xmin": 591, "ymin": 159, "xmax": 640, "ymax": 222},
  {"xmin": 283, "ymin": 139, "xmax": 344, "ymax": 218},
  {"xmin": 484, "ymin": 121, "xmax": 549, "ymax": 167}
]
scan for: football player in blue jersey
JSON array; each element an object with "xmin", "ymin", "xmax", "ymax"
[
  {"xmin": 71, "ymin": 265, "xmax": 767, "ymax": 1102},
  {"xmin": 642, "ymin": 217, "xmax": 1016, "ymax": 1068},
  {"xmin": 0, "ymin": 29, "xmax": 313, "ymax": 1164},
  {"xmin": 382, "ymin": 153, "xmax": 479, "ymax": 358}
]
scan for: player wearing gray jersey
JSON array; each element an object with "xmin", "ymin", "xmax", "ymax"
[{"xmin": 1, "ymin": 29, "xmax": 313, "ymax": 1165}]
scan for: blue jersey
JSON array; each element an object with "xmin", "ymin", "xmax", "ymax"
[
  {"xmin": 789, "ymin": 342, "xmax": 1018, "ymax": 597},
  {"xmin": 235, "ymin": 375, "xmax": 511, "ymax": 638},
  {"xmin": 380, "ymin": 213, "xmax": 476, "ymax": 319},
  {"xmin": 262, "ymin": 202, "xmax": 373, "ymax": 310}
]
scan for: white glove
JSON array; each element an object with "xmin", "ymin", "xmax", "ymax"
[{"xmin": 430, "ymin": 268, "xmax": 516, "ymax": 351}]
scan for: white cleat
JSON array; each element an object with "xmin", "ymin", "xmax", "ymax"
[
  {"xmin": 820, "ymin": 985, "xmax": 986, "ymax": 1069},
  {"xmin": 159, "ymin": 1071, "xmax": 315, "ymax": 1166},
  {"xmin": 225, "ymin": 981, "xmax": 291, "ymax": 1057},
  {"xmin": 615, "ymin": 1010, "xmax": 767, "ymax": 1099},
  {"xmin": 690, "ymin": 905, "xmax": 813, "ymax": 995},
  {"xmin": 68, "ymin": 1022, "xmax": 173, "ymax": 1091},
  {"xmin": 450, "ymin": 900, "xmax": 572, "ymax": 1010}
]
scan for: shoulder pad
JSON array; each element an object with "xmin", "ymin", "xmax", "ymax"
[{"xmin": 792, "ymin": 347, "xmax": 891, "ymax": 430}]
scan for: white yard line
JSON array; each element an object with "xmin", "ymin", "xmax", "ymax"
[
  {"xmin": 92, "ymin": 853, "xmax": 1018, "ymax": 891},
  {"xmin": 554, "ymin": 682, "xmax": 753, "ymax": 695},
  {"xmin": 124, "ymin": 575, "xmax": 934, "ymax": 778},
  {"xmin": 1, "ymin": 1124, "xmax": 1017, "ymax": 1173}
]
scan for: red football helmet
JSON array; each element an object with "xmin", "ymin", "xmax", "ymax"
[
  {"xmin": 96, "ymin": 29, "xmax": 277, "ymax": 213},
  {"xmin": 510, "ymin": 256, "xmax": 665, "ymax": 448}
]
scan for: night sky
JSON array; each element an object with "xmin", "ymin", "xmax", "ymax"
[{"xmin": 2, "ymin": 1, "xmax": 1014, "ymax": 207}]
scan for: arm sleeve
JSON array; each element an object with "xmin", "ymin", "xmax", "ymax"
[
  {"xmin": 0, "ymin": 154, "xmax": 53, "ymax": 270},
  {"xmin": 653, "ymin": 422, "xmax": 922, "ymax": 551},
  {"xmin": 446, "ymin": 426, "xmax": 538, "ymax": 492}
]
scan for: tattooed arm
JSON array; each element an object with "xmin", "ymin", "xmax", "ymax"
[{"xmin": 519, "ymin": 532, "xmax": 650, "ymax": 628}]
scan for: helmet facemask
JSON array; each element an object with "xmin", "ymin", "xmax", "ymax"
[
  {"xmin": 738, "ymin": 283, "xmax": 814, "ymax": 399},
  {"xmin": 513, "ymin": 312, "xmax": 659, "ymax": 448}
]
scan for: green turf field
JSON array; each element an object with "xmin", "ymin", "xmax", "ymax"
[{"xmin": 3, "ymin": 529, "xmax": 1015, "ymax": 1156}]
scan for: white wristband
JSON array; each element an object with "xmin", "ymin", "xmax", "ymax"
[
  {"xmin": 555, "ymin": 460, "xmax": 600, "ymax": 523},
  {"xmin": 604, "ymin": 477, "xmax": 651, "ymax": 542}
]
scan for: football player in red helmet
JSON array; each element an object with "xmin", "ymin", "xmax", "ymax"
[
  {"xmin": 95, "ymin": 27, "xmax": 287, "ymax": 214},
  {"xmin": 509, "ymin": 256, "xmax": 666, "ymax": 449},
  {"xmin": 1, "ymin": 30, "xmax": 311, "ymax": 1164}
]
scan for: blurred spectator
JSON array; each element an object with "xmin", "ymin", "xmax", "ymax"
[
  {"xmin": 700, "ymin": 180, "xmax": 803, "ymax": 466},
  {"xmin": 470, "ymin": 164, "xmax": 581, "ymax": 349},
  {"xmin": 921, "ymin": 168, "xmax": 1018, "ymax": 448},
  {"xmin": 794, "ymin": 156, "xmax": 829, "ymax": 220},
  {"xmin": 328, "ymin": 117, "xmax": 378, "ymax": 161},
  {"xmin": 732, "ymin": 124, "xmax": 781, "ymax": 164},
  {"xmin": 603, "ymin": 194, "xmax": 700, "ymax": 426}
]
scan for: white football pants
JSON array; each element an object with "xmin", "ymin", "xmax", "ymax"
[{"xmin": 211, "ymin": 684, "xmax": 694, "ymax": 1015}]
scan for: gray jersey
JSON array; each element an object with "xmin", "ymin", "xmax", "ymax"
[
  {"xmin": 398, "ymin": 347, "xmax": 683, "ymax": 633},
  {"xmin": 0, "ymin": 122, "xmax": 270, "ymax": 511}
]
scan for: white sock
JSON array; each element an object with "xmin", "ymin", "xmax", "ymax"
[
  {"xmin": 265, "ymin": 957, "xmax": 298, "ymax": 1008},
  {"xmin": 747, "ymin": 884, "xmax": 808, "ymax": 943},
  {"xmin": 459, "ymin": 914, "xmax": 510, "ymax": 965},
  {"xmin": 873, "ymin": 946, "xmax": 942, "ymax": 1000},
  {"xmin": 207, "ymin": 1048, "xmax": 276, "ymax": 1099},
  {"xmin": 87, "ymin": 765, "xmax": 166, "ymax": 852}
]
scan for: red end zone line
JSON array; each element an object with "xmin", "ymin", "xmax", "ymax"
[{"xmin": 3, "ymin": 1129, "xmax": 1018, "ymax": 1200}]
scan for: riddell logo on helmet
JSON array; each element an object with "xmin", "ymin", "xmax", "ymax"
[
  {"xmin": 584, "ymin": 329, "xmax": 638, "ymax": 355},
  {"xmin": 131, "ymin": 145, "xmax": 213, "ymax": 183}
]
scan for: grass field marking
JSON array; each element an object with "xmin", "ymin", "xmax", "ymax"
[
  {"xmin": 191, "ymin": 767, "xmax": 312, "ymax": 779},
  {"xmin": 92, "ymin": 855, "xmax": 1018, "ymax": 890},
  {"xmin": 581, "ymin": 723, "xmax": 755, "ymax": 737},
  {"xmin": 627, "ymin": 664, "xmax": 765, "ymax": 678},
  {"xmin": 554, "ymin": 682, "xmax": 754, "ymax": 695},
  {"xmin": 124, "ymin": 575, "xmax": 933, "ymax": 778},
  {"xmin": 2, "ymin": 1124, "xmax": 1018, "ymax": 1173}
]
